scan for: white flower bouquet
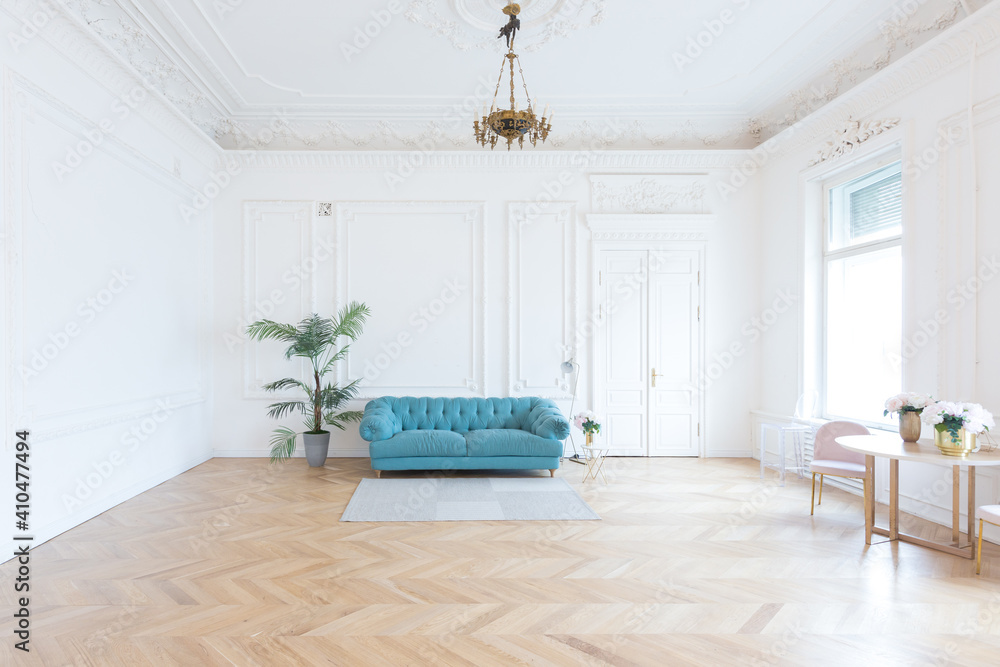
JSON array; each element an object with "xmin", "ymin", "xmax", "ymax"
[{"xmin": 921, "ymin": 401, "xmax": 995, "ymax": 447}]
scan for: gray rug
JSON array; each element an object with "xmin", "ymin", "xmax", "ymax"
[{"xmin": 340, "ymin": 477, "xmax": 601, "ymax": 522}]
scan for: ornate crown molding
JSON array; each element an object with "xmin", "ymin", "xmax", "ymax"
[
  {"xmin": 225, "ymin": 150, "xmax": 750, "ymax": 171},
  {"xmin": 749, "ymin": 0, "xmax": 985, "ymax": 143},
  {"xmin": 27, "ymin": 0, "xmax": 997, "ymax": 152},
  {"xmin": 0, "ymin": 0, "xmax": 221, "ymax": 165},
  {"xmin": 211, "ymin": 116, "xmax": 764, "ymax": 151},
  {"xmin": 57, "ymin": 0, "xmax": 225, "ymax": 133},
  {"xmin": 759, "ymin": 1, "xmax": 1000, "ymax": 160}
]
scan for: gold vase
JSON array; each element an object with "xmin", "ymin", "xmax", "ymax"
[
  {"xmin": 585, "ymin": 432, "xmax": 593, "ymax": 447},
  {"xmin": 899, "ymin": 411, "xmax": 921, "ymax": 442},
  {"xmin": 934, "ymin": 427, "xmax": 977, "ymax": 457}
]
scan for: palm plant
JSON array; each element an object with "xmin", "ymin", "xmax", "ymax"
[{"xmin": 246, "ymin": 302, "xmax": 371, "ymax": 462}]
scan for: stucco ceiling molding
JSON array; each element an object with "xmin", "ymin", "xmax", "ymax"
[
  {"xmin": 758, "ymin": 2, "xmax": 1000, "ymax": 159},
  {"xmin": 226, "ymin": 150, "xmax": 749, "ymax": 171},
  {"xmin": 405, "ymin": 0, "xmax": 605, "ymax": 52},
  {"xmin": 1, "ymin": 0, "xmax": 220, "ymax": 163},
  {"xmin": 750, "ymin": 0, "xmax": 981, "ymax": 143}
]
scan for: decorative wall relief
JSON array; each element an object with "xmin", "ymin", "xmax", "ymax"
[
  {"xmin": 590, "ymin": 175, "xmax": 708, "ymax": 214},
  {"xmin": 808, "ymin": 117, "xmax": 900, "ymax": 166}
]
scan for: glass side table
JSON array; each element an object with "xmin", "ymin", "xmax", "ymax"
[
  {"xmin": 759, "ymin": 421, "xmax": 810, "ymax": 486},
  {"xmin": 582, "ymin": 444, "xmax": 609, "ymax": 484}
]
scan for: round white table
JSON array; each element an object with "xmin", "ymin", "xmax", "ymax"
[{"xmin": 837, "ymin": 433, "xmax": 1000, "ymax": 559}]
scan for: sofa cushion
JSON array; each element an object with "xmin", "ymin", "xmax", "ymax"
[
  {"xmin": 370, "ymin": 430, "xmax": 467, "ymax": 459},
  {"xmin": 464, "ymin": 429, "xmax": 564, "ymax": 458}
]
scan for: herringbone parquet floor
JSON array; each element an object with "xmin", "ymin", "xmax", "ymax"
[{"xmin": 3, "ymin": 456, "xmax": 1000, "ymax": 666}]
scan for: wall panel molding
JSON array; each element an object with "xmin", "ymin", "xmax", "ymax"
[
  {"xmin": 935, "ymin": 93, "xmax": 1000, "ymax": 400},
  {"xmin": 30, "ymin": 395, "xmax": 207, "ymax": 444},
  {"xmin": 336, "ymin": 201, "xmax": 487, "ymax": 399},
  {"xmin": 241, "ymin": 201, "xmax": 314, "ymax": 399},
  {"xmin": 507, "ymin": 202, "xmax": 577, "ymax": 398}
]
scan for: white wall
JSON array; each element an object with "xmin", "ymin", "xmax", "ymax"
[
  {"xmin": 1, "ymin": 2, "xmax": 219, "ymax": 557},
  {"xmin": 211, "ymin": 152, "xmax": 761, "ymax": 459},
  {"xmin": 755, "ymin": 8, "xmax": 1000, "ymax": 532}
]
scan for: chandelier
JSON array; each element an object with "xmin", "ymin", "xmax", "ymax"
[{"xmin": 473, "ymin": 3, "xmax": 553, "ymax": 150}]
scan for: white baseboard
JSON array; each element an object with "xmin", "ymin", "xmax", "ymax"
[
  {"xmin": 706, "ymin": 449, "xmax": 753, "ymax": 458},
  {"xmin": 3, "ymin": 450, "xmax": 213, "ymax": 563},
  {"xmin": 212, "ymin": 448, "xmax": 370, "ymax": 458}
]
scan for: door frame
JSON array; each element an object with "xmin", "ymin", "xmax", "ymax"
[{"xmin": 586, "ymin": 214, "xmax": 713, "ymax": 457}]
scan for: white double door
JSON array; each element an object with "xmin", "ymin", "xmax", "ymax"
[{"xmin": 595, "ymin": 249, "xmax": 702, "ymax": 457}]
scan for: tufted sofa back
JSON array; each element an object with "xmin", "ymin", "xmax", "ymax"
[{"xmin": 359, "ymin": 396, "xmax": 570, "ymax": 442}]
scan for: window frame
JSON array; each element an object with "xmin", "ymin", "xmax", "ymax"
[{"xmin": 821, "ymin": 159, "xmax": 903, "ymax": 428}]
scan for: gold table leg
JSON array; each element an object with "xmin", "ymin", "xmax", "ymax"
[
  {"xmin": 953, "ymin": 466, "xmax": 961, "ymax": 544},
  {"xmin": 868, "ymin": 457, "xmax": 974, "ymax": 559},
  {"xmin": 969, "ymin": 465, "xmax": 976, "ymax": 550},
  {"xmin": 889, "ymin": 458, "xmax": 899, "ymax": 541},
  {"xmin": 865, "ymin": 455, "xmax": 875, "ymax": 546}
]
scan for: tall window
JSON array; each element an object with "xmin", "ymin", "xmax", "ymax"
[{"xmin": 824, "ymin": 161, "xmax": 902, "ymax": 426}]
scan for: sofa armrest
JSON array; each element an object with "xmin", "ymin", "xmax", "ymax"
[
  {"xmin": 359, "ymin": 400, "xmax": 398, "ymax": 442},
  {"xmin": 528, "ymin": 404, "xmax": 571, "ymax": 440}
]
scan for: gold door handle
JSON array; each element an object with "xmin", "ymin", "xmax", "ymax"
[{"xmin": 652, "ymin": 368, "xmax": 663, "ymax": 387}]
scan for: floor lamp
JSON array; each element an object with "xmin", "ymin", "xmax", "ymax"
[{"xmin": 561, "ymin": 359, "xmax": 585, "ymax": 464}]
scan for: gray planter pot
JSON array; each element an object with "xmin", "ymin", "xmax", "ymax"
[{"xmin": 303, "ymin": 431, "xmax": 331, "ymax": 467}]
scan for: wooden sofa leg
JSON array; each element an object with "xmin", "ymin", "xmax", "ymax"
[
  {"xmin": 375, "ymin": 470, "xmax": 381, "ymax": 478},
  {"xmin": 549, "ymin": 469, "xmax": 556, "ymax": 478}
]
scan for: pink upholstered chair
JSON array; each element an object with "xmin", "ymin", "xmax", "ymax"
[
  {"xmin": 810, "ymin": 421, "xmax": 871, "ymax": 515},
  {"xmin": 976, "ymin": 506, "xmax": 1000, "ymax": 575}
]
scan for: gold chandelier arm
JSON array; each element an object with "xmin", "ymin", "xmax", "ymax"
[
  {"xmin": 491, "ymin": 55, "xmax": 506, "ymax": 113},
  {"xmin": 508, "ymin": 53, "xmax": 517, "ymax": 110},
  {"xmin": 514, "ymin": 55, "xmax": 533, "ymax": 111}
]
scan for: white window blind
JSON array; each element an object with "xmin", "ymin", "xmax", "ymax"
[{"xmin": 849, "ymin": 171, "xmax": 902, "ymax": 242}]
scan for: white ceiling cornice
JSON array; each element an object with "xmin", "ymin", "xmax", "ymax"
[
  {"xmin": 747, "ymin": 0, "xmax": 977, "ymax": 142},
  {"xmin": 15, "ymin": 0, "xmax": 999, "ymax": 152},
  {"xmin": 226, "ymin": 149, "xmax": 751, "ymax": 171},
  {"xmin": 0, "ymin": 0, "xmax": 222, "ymax": 165},
  {"xmin": 757, "ymin": 0, "xmax": 1000, "ymax": 160}
]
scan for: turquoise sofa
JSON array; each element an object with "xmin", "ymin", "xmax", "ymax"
[{"xmin": 359, "ymin": 397, "xmax": 570, "ymax": 476}]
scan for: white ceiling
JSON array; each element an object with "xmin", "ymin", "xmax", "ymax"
[{"xmin": 76, "ymin": 0, "xmax": 991, "ymax": 149}]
